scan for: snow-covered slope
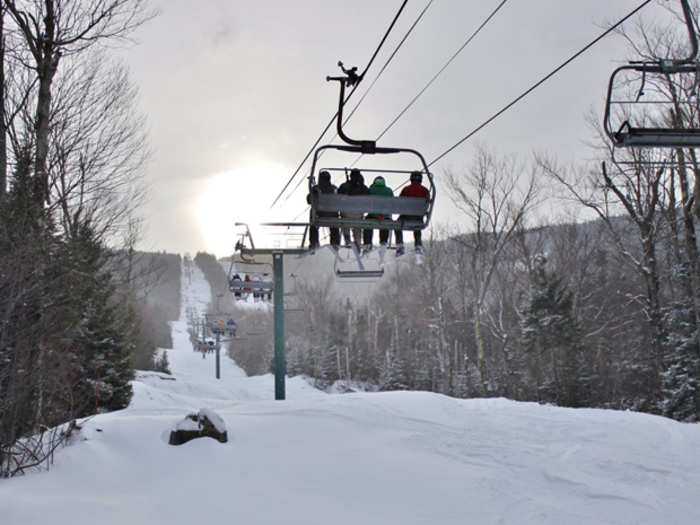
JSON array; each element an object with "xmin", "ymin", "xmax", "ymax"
[{"xmin": 2, "ymin": 258, "xmax": 700, "ymax": 525}]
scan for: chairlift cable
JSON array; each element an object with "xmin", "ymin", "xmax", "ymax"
[
  {"xmin": 342, "ymin": 0, "xmax": 436, "ymax": 129},
  {"xmin": 269, "ymin": 0, "xmax": 409, "ymax": 209},
  {"xmin": 375, "ymin": 0, "xmax": 509, "ymax": 146},
  {"xmin": 346, "ymin": 0, "xmax": 509, "ymax": 169},
  {"xmin": 293, "ymin": 206, "xmax": 310, "ymax": 222},
  {"xmin": 428, "ymin": 0, "xmax": 653, "ymax": 168}
]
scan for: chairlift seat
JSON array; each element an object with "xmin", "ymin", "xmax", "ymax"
[
  {"xmin": 313, "ymin": 194, "xmax": 429, "ymax": 230},
  {"xmin": 230, "ymin": 277, "xmax": 272, "ymax": 293},
  {"xmin": 229, "ymin": 278, "xmax": 252, "ymax": 294},
  {"xmin": 336, "ymin": 269, "xmax": 385, "ymax": 279},
  {"xmin": 613, "ymin": 125, "xmax": 700, "ymax": 148},
  {"xmin": 251, "ymin": 279, "xmax": 274, "ymax": 293},
  {"xmin": 332, "ymin": 243, "xmax": 386, "ymax": 279}
]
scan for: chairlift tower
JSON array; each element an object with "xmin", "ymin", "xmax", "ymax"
[
  {"xmin": 233, "ymin": 223, "xmax": 306, "ymax": 400},
  {"xmin": 205, "ymin": 313, "xmax": 237, "ymax": 379}
]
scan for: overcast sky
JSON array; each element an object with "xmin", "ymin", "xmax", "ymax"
[{"xmin": 118, "ymin": 0, "xmax": 672, "ymax": 257}]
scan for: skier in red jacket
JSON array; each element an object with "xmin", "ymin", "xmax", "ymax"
[{"xmin": 395, "ymin": 171, "xmax": 430, "ymax": 256}]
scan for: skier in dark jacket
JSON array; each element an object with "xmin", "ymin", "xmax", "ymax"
[
  {"xmin": 395, "ymin": 171, "xmax": 430, "ymax": 256},
  {"xmin": 307, "ymin": 170, "xmax": 340, "ymax": 250},
  {"xmin": 230, "ymin": 273, "xmax": 243, "ymax": 298},
  {"xmin": 337, "ymin": 168, "xmax": 370, "ymax": 247},
  {"xmin": 363, "ymin": 175, "xmax": 394, "ymax": 250}
]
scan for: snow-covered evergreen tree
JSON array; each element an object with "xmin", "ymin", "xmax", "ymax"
[
  {"xmin": 379, "ymin": 350, "xmax": 410, "ymax": 391},
  {"xmin": 63, "ymin": 225, "xmax": 134, "ymax": 413},
  {"xmin": 662, "ymin": 298, "xmax": 700, "ymax": 421},
  {"xmin": 521, "ymin": 256, "xmax": 587, "ymax": 407}
]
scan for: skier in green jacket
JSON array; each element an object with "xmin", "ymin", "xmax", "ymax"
[{"xmin": 363, "ymin": 175, "xmax": 394, "ymax": 251}]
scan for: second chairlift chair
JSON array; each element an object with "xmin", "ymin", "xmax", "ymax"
[{"xmin": 603, "ymin": 0, "xmax": 700, "ymax": 151}]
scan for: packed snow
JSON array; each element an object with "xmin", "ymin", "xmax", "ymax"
[{"xmin": 2, "ymin": 258, "xmax": 700, "ymax": 525}]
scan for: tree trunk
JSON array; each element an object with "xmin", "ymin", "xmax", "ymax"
[
  {"xmin": 345, "ymin": 346, "xmax": 350, "ymax": 381},
  {"xmin": 694, "ymin": 164, "xmax": 700, "ymax": 223},
  {"xmin": 474, "ymin": 305, "xmax": 488, "ymax": 393},
  {"xmin": 641, "ymin": 231, "xmax": 665, "ymax": 374},
  {"xmin": 0, "ymin": 7, "xmax": 6, "ymax": 196},
  {"xmin": 675, "ymin": 154, "xmax": 700, "ymax": 337},
  {"xmin": 336, "ymin": 348, "xmax": 342, "ymax": 381},
  {"xmin": 33, "ymin": 2, "xmax": 59, "ymax": 205}
]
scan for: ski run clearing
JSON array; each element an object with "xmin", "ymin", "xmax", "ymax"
[{"xmin": 2, "ymin": 258, "xmax": 700, "ymax": 525}]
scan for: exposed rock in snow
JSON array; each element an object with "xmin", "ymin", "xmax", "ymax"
[{"xmin": 169, "ymin": 409, "xmax": 228, "ymax": 445}]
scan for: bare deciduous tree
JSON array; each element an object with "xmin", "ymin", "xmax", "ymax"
[
  {"xmin": 45, "ymin": 50, "xmax": 150, "ymax": 241},
  {"xmin": 3, "ymin": 0, "xmax": 155, "ymax": 205},
  {"xmin": 447, "ymin": 147, "xmax": 539, "ymax": 393}
]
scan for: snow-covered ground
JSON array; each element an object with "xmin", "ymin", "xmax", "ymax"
[{"xmin": 2, "ymin": 258, "xmax": 700, "ymax": 525}]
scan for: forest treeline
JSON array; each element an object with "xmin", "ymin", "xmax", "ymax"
[
  {"xmin": 224, "ymin": 207, "xmax": 697, "ymax": 423},
  {"xmin": 280, "ymin": 218, "xmax": 680, "ymax": 410},
  {"xmin": 0, "ymin": 1, "xmax": 162, "ymax": 477}
]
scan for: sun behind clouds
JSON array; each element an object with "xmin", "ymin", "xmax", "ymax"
[{"xmin": 195, "ymin": 160, "xmax": 299, "ymax": 257}]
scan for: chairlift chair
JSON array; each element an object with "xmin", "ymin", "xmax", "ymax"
[
  {"xmin": 333, "ymin": 241, "xmax": 386, "ymax": 279},
  {"xmin": 228, "ymin": 273, "xmax": 255, "ymax": 297},
  {"xmin": 310, "ymin": 166, "xmax": 435, "ymax": 232},
  {"xmin": 308, "ymin": 63, "xmax": 436, "ymax": 237},
  {"xmin": 228, "ymin": 223, "xmax": 277, "ymax": 300},
  {"xmin": 225, "ymin": 318, "xmax": 237, "ymax": 337},
  {"xmin": 229, "ymin": 273, "xmax": 274, "ymax": 300},
  {"xmin": 201, "ymin": 338, "xmax": 215, "ymax": 353},
  {"xmin": 250, "ymin": 273, "xmax": 274, "ymax": 301},
  {"xmin": 603, "ymin": 0, "xmax": 700, "ymax": 151},
  {"xmin": 209, "ymin": 317, "xmax": 238, "ymax": 338},
  {"xmin": 307, "ymin": 62, "xmax": 435, "ymax": 279},
  {"xmin": 210, "ymin": 320, "xmax": 226, "ymax": 336}
]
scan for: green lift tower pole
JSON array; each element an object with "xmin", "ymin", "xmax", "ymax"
[
  {"xmin": 215, "ymin": 330, "xmax": 221, "ymax": 380},
  {"xmin": 273, "ymin": 251, "xmax": 285, "ymax": 400},
  {"xmin": 237, "ymin": 236, "xmax": 305, "ymax": 400}
]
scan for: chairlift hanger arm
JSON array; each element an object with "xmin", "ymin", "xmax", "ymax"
[
  {"xmin": 234, "ymin": 222, "xmax": 256, "ymax": 251},
  {"xmin": 327, "ymin": 62, "xmax": 377, "ymax": 153},
  {"xmin": 615, "ymin": 0, "xmax": 697, "ymax": 72},
  {"xmin": 337, "ymin": 61, "xmax": 362, "ymax": 86},
  {"xmin": 679, "ymin": 0, "xmax": 698, "ymax": 65}
]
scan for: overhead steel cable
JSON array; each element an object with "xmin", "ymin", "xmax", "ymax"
[
  {"xmin": 342, "ymin": 0, "xmax": 436, "ymax": 127},
  {"xmin": 269, "ymin": 0, "xmax": 409, "ymax": 209},
  {"xmin": 428, "ymin": 0, "xmax": 653, "ymax": 168},
  {"xmin": 345, "ymin": 0, "xmax": 509, "ymax": 170},
  {"xmin": 375, "ymin": 0, "xmax": 509, "ymax": 145},
  {"xmin": 282, "ymin": 0, "xmax": 436, "ymax": 202}
]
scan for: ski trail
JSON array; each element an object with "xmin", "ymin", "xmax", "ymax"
[{"xmin": 130, "ymin": 256, "xmax": 322, "ymax": 413}]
